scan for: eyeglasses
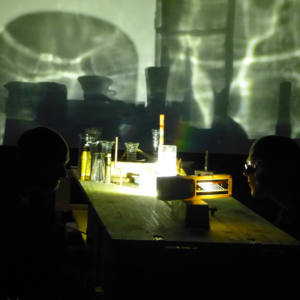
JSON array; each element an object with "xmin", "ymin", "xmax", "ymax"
[{"xmin": 244, "ymin": 160, "xmax": 261, "ymax": 173}]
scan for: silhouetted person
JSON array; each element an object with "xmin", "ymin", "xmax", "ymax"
[
  {"xmin": 1, "ymin": 127, "xmax": 69, "ymax": 299},
  {"xmin": 243, "ymin": 135, "xmax": 300, "ymax": 240}
]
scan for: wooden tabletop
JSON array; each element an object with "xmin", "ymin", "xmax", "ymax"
[{"xmin": 78, "ymin": 179, "xmax": 300, "ymax": 247}]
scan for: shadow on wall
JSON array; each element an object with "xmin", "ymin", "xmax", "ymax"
[
  {"xmin": 0, "ymin": 12, "xmax": 250, "ymax": 152},
  {"xmin": 0, "ymin": 11, "xmax": 138, "ymax": 146},
  {"xmin": 2, "ymin": 74, "xmax": 251, "ymax": 154}
]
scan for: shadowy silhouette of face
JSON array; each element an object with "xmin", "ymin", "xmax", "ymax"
[
  {"xmin": 243, "ymin": 139, "xmax": 278, "ymax": 198},
  {"xmin": 17, "ymin": 127, "xmax": 70, "ymax": 193},
  {"xmin": 35, "ymin": 149, "xmax": 70, "ymax": 192},
  {"xmin": 244, "ymin": 135, "xmax": 300, "ymax": 210}
]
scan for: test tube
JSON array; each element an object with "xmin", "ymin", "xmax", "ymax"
[{"xmin": 159, "ymin": 114, "xmax": 164, "ymax": 146}]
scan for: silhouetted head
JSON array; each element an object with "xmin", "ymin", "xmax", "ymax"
[
  {"xmin": 17, "ymin": 127, "xmax": 69, "ymax": 192},
  {"xmin": 243, "ymin": 135, "xmax": 300, "ymax": 208}
]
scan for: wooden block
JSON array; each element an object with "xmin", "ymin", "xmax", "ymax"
[{"xmin": 171, "ymin": 200, "xmax": 209, "ymax": 229}]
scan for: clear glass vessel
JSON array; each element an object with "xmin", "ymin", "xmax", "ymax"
[
  {"xmin": 91, "ymin": 152, "xmax": 106, "ymax": 183},
  {"xmin": 99, "ymin": 140, "xmax": 115, "ymax": 154},
  {"xmin": 125, "ymin": 142, "xmax": 139, "ymax": 162},
  {"xmin": 152, "ymin": 129, "xmax": 160, "ymax": 160}
]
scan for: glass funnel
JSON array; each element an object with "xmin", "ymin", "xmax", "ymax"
[{"xmin": 99, "ymin": 140, "xmax": 115, "ymax": 154}]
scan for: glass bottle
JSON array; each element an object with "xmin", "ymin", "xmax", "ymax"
[
  {"xmin": 78, "ymin": 133, "xmax": 97, "ymax": 173},
  {"xmin": 81, "ymin": 142, "xmax": 92, "ymax": 180}
]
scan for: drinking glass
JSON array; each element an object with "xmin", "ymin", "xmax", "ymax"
[
  {"xmin": 152, "ymin": 129, "xmax": 160, "ymax": 160},
  {"xmin": 91, "ymin": 153, "xmax": 106, "ymax": 182},
  {"xmin": 125, "ymin": 142, "xmax": 139, "ymax": 161}
]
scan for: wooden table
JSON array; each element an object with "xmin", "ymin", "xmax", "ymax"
[{"xmin": 74, "ymin": 176, "xmax": 300, "ymax": 299}]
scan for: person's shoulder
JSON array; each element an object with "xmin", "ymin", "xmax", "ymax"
[
  {"xmin": 280, "ymin": 204, "xmax": 300, "ymax": 240},
  {"xmin": 1, "ymin": 182, "xmax": 28, "ymax": 223}
]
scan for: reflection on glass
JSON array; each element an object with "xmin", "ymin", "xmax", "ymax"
[
  {"xmin": 125, "ymin": 142, "xmax": 139, "ymax": 162},
  {"xmin": 152, "ymin": 129, "xmax": 160, "ymax": 160},
  {"xmin": 91, "ymin": 152, "xmax": 106, "ymax": 183},
  {"xmin": 158, "ymin": 145, "xmax": 177, "ymax": 176},
  {"xmin": 100, "ymin": 140, "xmax": 115, "ymax": 154}
]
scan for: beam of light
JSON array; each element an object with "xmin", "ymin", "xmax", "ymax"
[
  {"xmin": 169, "ymin": 0, "xmax": 300, "ymax": 140},
  {"xmin": 166, "ymin": 0, "xmax": 227, "ymax": 130},
  {"xmin": 0, "ymin": 14, "xmax": 139, "ymax": 101},
  {"xmin": 174, "ymin": 35, "xmax": 214, "ymax": 129},
  {"xmin": 1, "ymin": 29, "xmax": 86, "ymax": 85},
  {"xmin": 188, "ymin": 37, "xmax": 215, "ymax": 128},
  {"xmin": 230, "ymin": 0, "xmax": 284, "ymax": 137},
  {"xmin": 1, "ymin": 27, "xmax": 122, "ymax": 67}
]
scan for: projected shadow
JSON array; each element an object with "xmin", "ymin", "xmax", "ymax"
[
  {"xmin": 128, "ymin": 67, "xmax": 249, "ymax": 154},
  {"xmin": 0, "ymin": 11, "xmax": 257, "ymax": 153},
  {"xmin": 0, "ymin": 11, "xmax": 138, "ymax": 146}
]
